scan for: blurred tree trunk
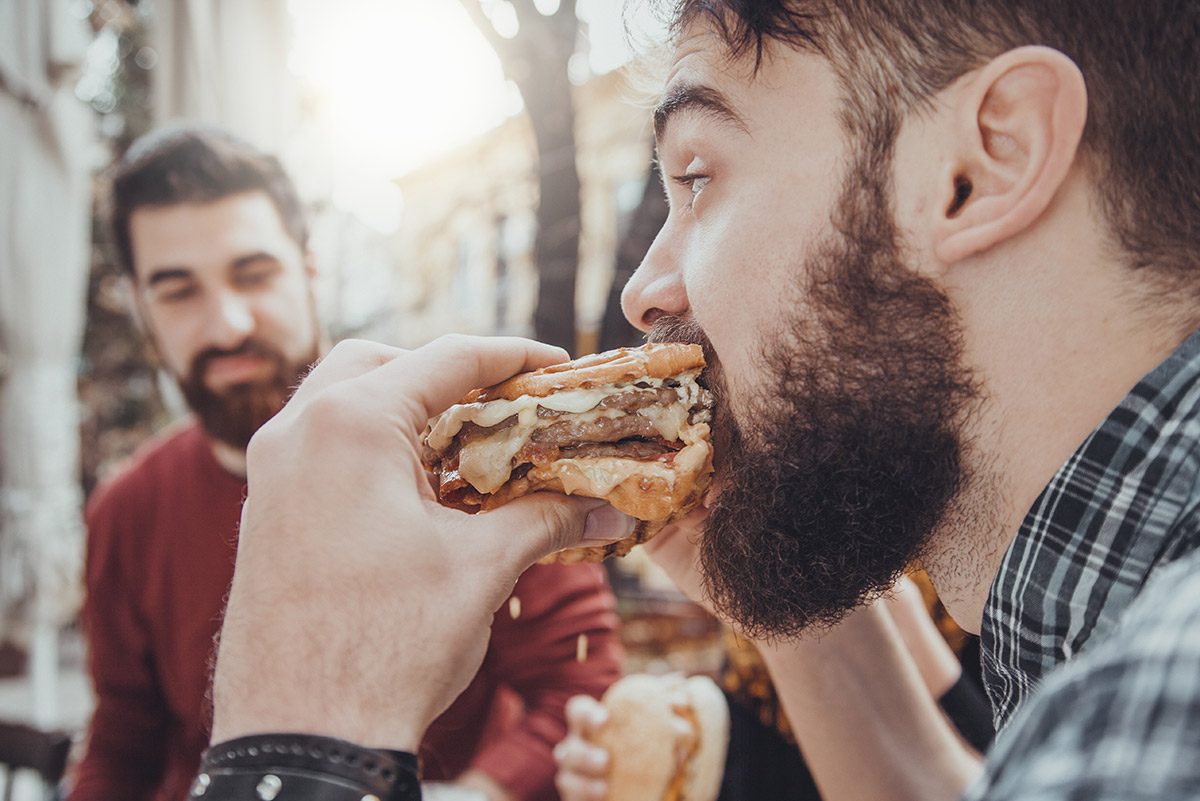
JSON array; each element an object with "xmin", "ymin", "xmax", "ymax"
[
  {"xmin": 460, "ymin": 0, "xmax": 581, "ymax": 355},
  {"xmin": 598, "ymin": 155, "xmax": 668, "ymax": 351},
  {"xmin": 79, "ymin": 1, "xmax": 166, "ymax": 498}
]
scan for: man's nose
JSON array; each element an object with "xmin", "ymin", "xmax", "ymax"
[
  {"xmin": 621, "ymin": 228, "xmax": 689, "ymax": 333},
  {"xmin": 207, "ymin": 290, "xmax": 256, "ymax": 348}
]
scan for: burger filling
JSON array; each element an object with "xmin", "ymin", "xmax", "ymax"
[{"xmin": 425, "ymin": 372, "xmax": 713, "ymax": 497}]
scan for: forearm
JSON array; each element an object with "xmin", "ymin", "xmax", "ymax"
[{"xmin": 758, "ymin": 602, "xmax": 982, "ymax": 801}]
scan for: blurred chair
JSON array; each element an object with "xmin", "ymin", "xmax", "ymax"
[{"xmin": 0, "ymin": 721, "xmax": 72, "ymax": 801}]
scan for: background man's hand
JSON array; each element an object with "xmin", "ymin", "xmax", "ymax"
[
  {"xmin": 209, "ymin": 335, "xmax": 635, "ymax": 750},
  {"xmin": 554, "ymin": 695, "xmax": 612, "ymax": 801}
]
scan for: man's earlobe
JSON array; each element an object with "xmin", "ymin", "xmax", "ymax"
[{"xmin": 934, "ymin": 46, "xmax": 1088, "ymax": 265}]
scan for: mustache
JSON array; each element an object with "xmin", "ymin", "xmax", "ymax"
[
  {"xmin": 648, "ymin": 314, "xmax": 711, "ymax": 351},
  {"xmin": 188, "ymin": 339, "xmax": 287, "ymax": 385},
  {"xmin": 648, "ymin": 314, "xmax": 719, "ymax": 386}
]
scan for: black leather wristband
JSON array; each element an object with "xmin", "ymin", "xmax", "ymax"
[{"xmin": 193, "ymin": 734, "xmax": 421, "ymax": 801}]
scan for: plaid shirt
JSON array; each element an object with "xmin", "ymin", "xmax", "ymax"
[
  {"xmin": 966, "ymin": 546, "xmax": 1200, "ymax": 800},
  {"xmin": 964, "ymin": 329, "xmax": 1200, "ymax": 799}
]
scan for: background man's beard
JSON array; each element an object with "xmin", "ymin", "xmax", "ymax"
[
  {"xmin": 179, "ymin": 339, "xmax": 318, "ymax": 451},
  {"xmin": 652, "ymin": 151, "xmax": 983, "ymax": 640}
]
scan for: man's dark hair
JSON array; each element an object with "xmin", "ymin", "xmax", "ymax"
[
  {"xmin": 109, "ymin": 126, "xmax": 308, "ymax": 275},
  {"xmin": 658, "ymin": 0, "xmax": 1200, "ymax": 289}
]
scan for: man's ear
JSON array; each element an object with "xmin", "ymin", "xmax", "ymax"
[{"xmin": 934, "ymin": 46, "xmax": 1088, "ymax": 265}]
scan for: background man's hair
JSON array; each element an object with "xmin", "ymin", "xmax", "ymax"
[
  {"xmin": 109, "ymin": 126, "xmax": 308, "ymax": 275},
  {"xmin": 656, "ymin": 0, "xmax": 1200, "ymax": 288}
]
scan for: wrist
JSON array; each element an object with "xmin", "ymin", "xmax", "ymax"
[
  {"xmin": 210, "ymin": 629, "xmax": 424, "ymax": 752},
  {"xmin": 210, "ymin": 713, "xmax": 422, "ymax": 756}
]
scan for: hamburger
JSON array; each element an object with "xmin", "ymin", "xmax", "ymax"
[
  {"xmin": 421, "ymin": 343, "xmax": 714, "ymax": 562},
  {"xmin": 594, "ymin": 673, "xmax": 730, "ymax": 801}
]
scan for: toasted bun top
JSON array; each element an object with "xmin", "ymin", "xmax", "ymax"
[
  {"xmin": 594, "ymin": 674, "xmax": 685, "ymax": 801},
  {"xmin": 464, "ymin": 343, "xmax": 705, "ymax": 403}
]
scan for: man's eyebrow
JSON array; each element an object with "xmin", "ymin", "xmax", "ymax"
[
  {"xmin": 654, "ymin": 82, "xmax": 749, "ymax": 143},
  {"xmin": 231, "ymin": 251, "xmax": 282, "ymax": 270},
  {"xmin": 145, "ymin": 267, "xmax": 193, "ymax": 288}
]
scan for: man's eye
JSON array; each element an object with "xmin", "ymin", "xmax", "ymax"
[
  {"xmin": 673, "ymin": 173, "xmax": 711, "ymax": 207},
  {"xmin": 154, "ymin": 284, "xmax": 197, "ymax": 303},
  {"xmin": 236, "ymin": 262, "xmax": 280, "ymax": 287},
  {"xmin": 238, "ymin": 270, "xmax": 272, "ymax": 286}
]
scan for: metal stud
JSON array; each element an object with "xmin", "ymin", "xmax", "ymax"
[
  {"xmin": 256, "ymin": 774, "xmax": 283, "ymax": 801},
  {"xmin": 190, "ymin": 773, "xmax": 211, "ymax": 796}
]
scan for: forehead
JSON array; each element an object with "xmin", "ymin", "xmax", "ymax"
[
  {"xmin": 128, "ymin": 191, "xmax": 299, "ymax": 277},
  {"xmin": 658, "ymin": 24, "xmax": 840, "ymax": 144}
]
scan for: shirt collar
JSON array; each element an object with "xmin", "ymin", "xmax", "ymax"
[{"xmin": 980, "ymin": 328, "xmax": 1200, "ymax": 730}]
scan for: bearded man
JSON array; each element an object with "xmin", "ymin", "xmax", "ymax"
[
  {"xmin": 71, "ymin": 128, "xmax": 622, "ymax": 801},
  {"xmin": 140, "ymin": 0, "xmax": 1200, "ymax": 799},
  {"xmin": 556, "ymin": 1, "xmax": 1200, "ymax": 799}
]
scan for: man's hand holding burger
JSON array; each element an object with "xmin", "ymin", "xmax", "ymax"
[{"xmin": 209, "ymin": 335, "xmax": 637, "ymax": 751}]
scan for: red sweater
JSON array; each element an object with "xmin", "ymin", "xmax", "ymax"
[{"xmin": 71, "ymin": 422, "xmax": 622, "ymax": 801}]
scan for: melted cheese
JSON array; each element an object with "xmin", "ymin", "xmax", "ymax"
[
  {"xmin": 636, "ymin": 402, "xmax": 690, "ymax": 442},
  {"xmin": 456, "ymin": 405, "xmax": 634, "ymax": 493},
  {"xmin": 548, "ymin": 456, "xmax": 681, "ymax": 496},
  {"xmin": 457, "ymin": 424, "xmax": 532, "ymax": 493},
  {"xmin": 426, "ymin": 373, "xmax": 701, "ymax": 451},
  {"xmin": 429, "ymin": 373, "xmax": 710, "ymax": 495}
]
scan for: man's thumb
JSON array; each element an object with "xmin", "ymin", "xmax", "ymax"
[{"xmin": 478, "ymin": 494, "xmax": 638, "ymax": 571}]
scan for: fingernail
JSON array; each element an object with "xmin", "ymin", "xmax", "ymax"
[{"xmin": 583, "ymin": 504, "xmax": 638, "ymax": 543}]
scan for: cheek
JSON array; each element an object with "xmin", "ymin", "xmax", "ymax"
[
  {"xmin": 684, "ymin": 221, "xmax": 801, "ymax": 414},
  {"xmin": 256, "ymin": 283, "xmax": 318, "ymax": 355},
  {"xmin": 145, "ymin": 315, "xmax": 202, "ymax": 375}
]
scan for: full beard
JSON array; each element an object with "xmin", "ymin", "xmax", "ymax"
[
  {"xmin": 179, "ymin": 338, "xmax": 319, "ymax": 451},
  {"xmin": 651, "ymin": 147, "xmax": 986, "ymax": 640}
]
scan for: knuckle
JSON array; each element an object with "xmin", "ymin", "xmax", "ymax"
[
  {"xmin": 324, "ymin": 338, "xmax": 364, "ymax": 362},
  {"xmin": 431, "ymin": 332, "xmax": 485, "ymax": 372},
  {"xmin": 302, "ymin": 386, "xmax": 362, "ymax": 437},
  {"xmin": 432, "ymin": 332, "xmax": 473, "ymax": 359},
  {"xmin": 539, "ymin": 501, "xmax": 582, "ymax": 551},
  {"xmin": 245, "ymin": 416, "xmax": 285, "ymax": 466}
]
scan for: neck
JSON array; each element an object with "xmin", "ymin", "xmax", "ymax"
[
  {"xmin": 924, "ymin": 185, "xmax": 1196, "ymax": 631},
  {"xmin": 209, "ymin": 438, "xmax": 248, "ymax": 477}
]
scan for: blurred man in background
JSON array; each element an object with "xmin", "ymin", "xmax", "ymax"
[{"xmin": 70, "ymin": 127, "xmax": 622, "ymax": 801}]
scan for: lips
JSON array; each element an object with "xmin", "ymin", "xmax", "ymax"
[{"xmin": 204, "ymin": 354, "xmax": 272, "ymax": 387}]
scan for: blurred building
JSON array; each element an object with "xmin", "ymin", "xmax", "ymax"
[{"xmin": 391, "ymin": 69, "xmax": 655, "ymax": 351}]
